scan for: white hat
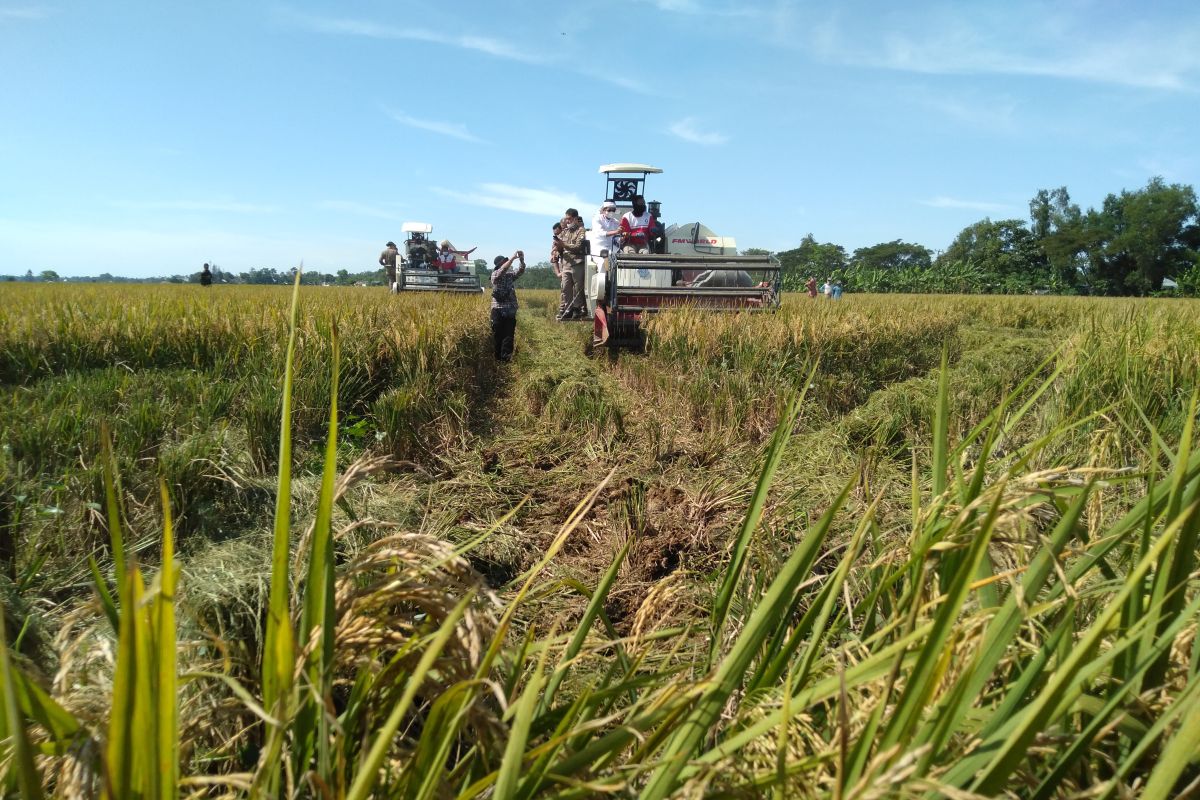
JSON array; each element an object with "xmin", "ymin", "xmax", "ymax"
[{"xmin": 602, "ymin": 200, "xmax": 617, "ymax": 208}]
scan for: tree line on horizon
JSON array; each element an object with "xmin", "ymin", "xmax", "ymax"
[
  {"xmin": 762, "ymin": 177, "xmax": 1200, "ymax": 296},
  {"xmin": 2, "ymin": 265, "xmax": 386, "ymax": 286},
  {"xmin": 5, "ymin": 178, "xmax": 1196, "ymax": 296}
]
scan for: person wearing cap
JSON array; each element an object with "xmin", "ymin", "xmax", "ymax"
[
  {"xmin": 489, "ymin": 250, "xmax": 527, "ymax": 361},
  {"xmin": 554, "ymin": 208, "xmax": 588, "ymax": 321},
  {"xmin": 379, "ymin": 241, "xmax": 400, "ymax": 291}
]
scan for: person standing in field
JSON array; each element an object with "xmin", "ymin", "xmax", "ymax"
[
  {"xmin": 200, "ymin": 263, "xmax": 213, "ymax": 286},
  {"xmin": 805, "ymin": 276, "xmax": 817, "ymax": 298},
  {"xmin": 550, "ymin": 221, "xmax": 563, "ymax": 280},
  {"xmin": 555, "ymin": 208, "xmax": 588, "ymax": 321},
  {"xmin": 490, "ymin": 250, "xmax": 526, "ymax": 362},
  {"xmin": 379, "ymin": 241, "xmax": 400, "ymax": 292}
]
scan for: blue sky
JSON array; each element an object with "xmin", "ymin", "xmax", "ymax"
[{"xmin": 2, "ymin": 1, "xmax": 1198, "ymax": 277}]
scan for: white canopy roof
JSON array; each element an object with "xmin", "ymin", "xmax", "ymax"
[
  {"xmin": 401, "ymin": 222, "xmax": 433, "ymax": 234},
  {"xmin": 598, "ymin": 163, "xmax": 663, "ymax": 174}
]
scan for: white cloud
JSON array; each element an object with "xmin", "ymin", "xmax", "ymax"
[
  {"xmin": 641, "ymin": 0, "xmax": 760, "ymax": 17},
  {"xmin": 284, "ymin": 9, "xmax": 544, "ymax": 65},
  {"xmin": 0, "ymin": 6, "xmax": 49, "ymax": 21},
  {"xmin": 280, "ymin": 6, "xmax": 687, "ymax": 96},
  {"xmin": 383, "ymin": 107, "xmax": 485, "ymax": 143},
  {"xmin": 1133, "ymin": 155, "xmax": 1198, "ymax": 184},
  {"xmin": 574, "ymin": 66, "xmax": 659, "ymax": 95},
  {"xmin": 110, "ymin": 199, "xmax": 278, "ymax": 214},
  {"xmin": 913, "ymin": 89, "xmax": 1019, "ymax": 131},
  {"xmin": 283, "ymin": 6, "xmax": 672, "ymax": 95},
  {"xmin": 317, "ymin": 200, "xmax": 405, "ymax": 221},
  {"xmin": 648, "ymin": 0, "xmax": 701, "ymax": 10},
  {"xmin": 802, "ymin": 6, "xmax": 1200, "ymax": 91},
  {"xmin": 920, "ymin": 196, "xmax": 1012, "ymax": 213},
  {"xmin": 434, "ymin": 183, "xmax": 591, "ymax": 219},
  {"xmin": 667, "ymin": 117, "xmax": 728, "ymax": 146}
]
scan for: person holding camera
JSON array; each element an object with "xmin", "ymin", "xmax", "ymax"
[{"xmin": 490, "ymin": 250, "xmax": 527, "ymax": 362}]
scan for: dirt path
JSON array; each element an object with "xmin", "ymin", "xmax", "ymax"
[{"xmin": 383, "ymin": 302, "xmax": 763, "ymax": 627}]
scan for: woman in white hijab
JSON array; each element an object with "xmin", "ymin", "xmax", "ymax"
[
  {"xmin": 590, "ymin": 201, "xmax": 621, "ymax": 255},
  {"xmin": 587, "ymin": 201, "xmax": 621, "ymax": 319}
]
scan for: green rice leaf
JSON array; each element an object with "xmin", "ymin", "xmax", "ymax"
[{"xmin": 0, "ymin": 612, "xmax": 45, "ymax": 800}]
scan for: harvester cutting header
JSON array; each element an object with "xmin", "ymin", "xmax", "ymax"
[{"xmin": 588, "ymin": 163, "xmax": 781, "ymax": 348}]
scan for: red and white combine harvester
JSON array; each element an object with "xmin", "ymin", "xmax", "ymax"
[
  {"xmin": 588, "ymin": 163, "xmax": 781, "ymax": 349},
  {"xmin": 395, "ymin": 222, "xmax": 483, "ymax": 294}
]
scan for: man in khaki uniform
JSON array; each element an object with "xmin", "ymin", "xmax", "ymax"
[
  {"xmin": 549, "ymin": 222, "xmax": 562, "ymax": 278},
  {"xmin": 555, "ymin": 209, "xmax": 588, "ymax": 321},
  {"xmin": 379, "ymin": 241, "xmax": 399, "ymax": 291}
]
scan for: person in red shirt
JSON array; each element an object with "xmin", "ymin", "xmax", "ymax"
[
  {"xmin": 435, "ymin": 240, "xmax": 476, "ymax": 284},
  {"xmin": 806, "ymin": 276, "xmax": 818, "ymax": 298},
  {"xmin": 618, "ymin": 195, "xmax": 657, "ymax": 254}
]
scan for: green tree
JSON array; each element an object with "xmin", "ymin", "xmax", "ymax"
[
  {"xmin": 473, "ymin": 258, "xmax": 489, "ymax": 283},
  {"xmin": 850, "ymin": 240, "xmax": 932, "ymax": 272},
  {"xmin": 39, "ymin": 269, "xmax": 60, "ymax": 282},
  {"xmin": 241, "ymin": 267, "xmax": 287, "ymax": 284},
  {"xmin": 1029, "ymin": 187, "xmax": 1086, "ymax": 291},
  {"xmin": 776, "ymin": 234, "xmax": 847, "ymax": 291},
  {"xmin": 1173, "ymin": 256, "xmax": 1200, "ymax": 296},
  {"xmin": 937, "ymin": 219, "xmax": 1047, "ymax": 293},
  {"xmin": 1086, "ymin": 177, "xmax": 1199, "ymax": 295},
  {"xmin": 518, "ymin": 262, "xmax": 561, "ymax": 289}
]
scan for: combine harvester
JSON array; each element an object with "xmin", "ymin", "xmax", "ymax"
[
  {"xmin": 395, "ymin": 222, "xmax": 483, "ymax": 294},
  {"xmin": 589, "ymin": 163, "xmax": 780, "ymax": 349}
]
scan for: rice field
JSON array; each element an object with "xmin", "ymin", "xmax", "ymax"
[{"xmin": 2, "ymin": 281, "xmax": 1200, "ymax": 798}]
